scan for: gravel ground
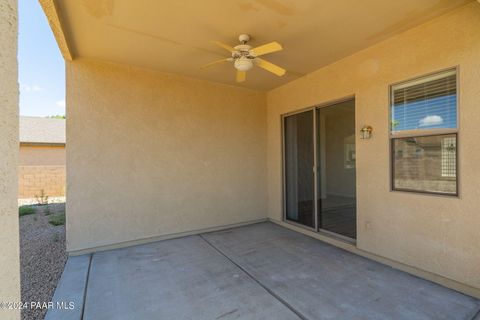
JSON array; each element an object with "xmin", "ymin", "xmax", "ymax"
[{"xmin": 20, "ymin": 203, "xmax": 67, "ymax": 320}]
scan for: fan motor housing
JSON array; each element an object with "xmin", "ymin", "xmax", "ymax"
[{"xmin": 234, "ymin": 44, "xmax": 252, "ymax": 52}]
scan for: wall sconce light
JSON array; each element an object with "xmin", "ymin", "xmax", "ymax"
[{"xmin": 360, "ymin": 125, "xmax": 373, "ymax": 139}]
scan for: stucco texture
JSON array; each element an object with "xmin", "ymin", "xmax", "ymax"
[
  {"xmin": 18, "ymin": 145, "xmax": 66, "ymax": 198},
  {"xmin": 0, "ymin": 0, "xmax": 20, "ymax": 318},
  {"xmin": 267, "ymin": 3, "xmax": 480, "ymax": 291},
  {"xmin": 66, "ymin": 60, "xmax": 267, "ymax": 252}
]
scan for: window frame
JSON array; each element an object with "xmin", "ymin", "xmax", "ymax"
[{"xmin": 388, "ymin": 67, "xmax": 459, "ymax": 197}]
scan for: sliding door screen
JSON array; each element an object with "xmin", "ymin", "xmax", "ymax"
[{"xmin": 283, "ymin": 110, "xmax": 315, "ymax": 228}]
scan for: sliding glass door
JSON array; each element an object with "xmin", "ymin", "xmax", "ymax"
[
  {"xmin": 316, "ymin": 100, "xmax": 356, "ymax": 239},
  {"xmin": 283, "ymin": 110, "xmax": 315, "ymax": 228},
  {"xmin": 283, "ymin": 99, "xmax": 357, "ymax": 239}
]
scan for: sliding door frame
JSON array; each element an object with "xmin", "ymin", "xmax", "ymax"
[{"xmin": 281, "ymin": 95, "xmax": 356, "ymax": 238}]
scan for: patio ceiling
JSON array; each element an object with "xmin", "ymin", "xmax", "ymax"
[{"xmin": 52, "ymin": 0, "xmax": 472, "ymax": 90}]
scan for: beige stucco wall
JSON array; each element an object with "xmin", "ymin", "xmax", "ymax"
[
  {"xmin": 18, "ymin": 145, "xmax": 66, "ymax": 198},
  {"xmin": 267, "ymin": 2, "xmax": 480, "ymax": 291},
  {"xmin": 67, "ymin": 59, "xmax": 267, "ymax": 252},
  {"xmin": 0, "ymin": 0, "xmax": 20, "ymax": 318}
]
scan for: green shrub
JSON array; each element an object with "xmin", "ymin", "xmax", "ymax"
[
  {"xmin": 35, "ymin": 190, "xmax": 49, "ymax": 206},
  {"xmin": 48, "ymin": 212, "xmax": 65, "ymax": 226},
  {"xmin": 19, "ymin": 205, "xmax": 36, "ymax": 217}
]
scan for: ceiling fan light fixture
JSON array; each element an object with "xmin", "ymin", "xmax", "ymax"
[
  {"xmin": 234, "ymin": 56, "xmax": 253, "ymax": 71},
  {"xmin": 204, "ymin": 34, "xmax": 286, "ymax": 82}
]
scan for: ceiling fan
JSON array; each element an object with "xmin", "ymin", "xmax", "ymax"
[{"xmin": 201, "ymin": 34, "xmax": 286, "ymax": 83}]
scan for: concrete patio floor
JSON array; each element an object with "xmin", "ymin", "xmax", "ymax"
[{"xmin": 46, "ymin": 222, "xmax": 480, "ymax": 320}]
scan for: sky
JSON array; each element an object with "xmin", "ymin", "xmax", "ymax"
[{"xmin": 18, "ymin": 0, "xmax": 65, "ymax": 117}]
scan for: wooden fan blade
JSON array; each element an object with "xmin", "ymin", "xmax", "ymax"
[
  {"xmin": 236, "ymin": 70, "xmax": 246, "ymax": 82},
  {"xmin": 200, "ymin": 58, "xmax": 230, "ymax": 69},
  {"xmin": 255, "ymin": 58, "xmax": 286, "ymax": 76},
  {"xmin": 211, "ymin": 41, "xmax": 235, "ymax": 52},
  {"xmin": 250, "ymin": 41, "xmax": 282, "ymax": 57}
]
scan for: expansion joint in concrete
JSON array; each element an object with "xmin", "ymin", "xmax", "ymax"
[
  {"xmin": 470, "ymin": 306, "xmax": 480, "ymax": 320},
  {"xmin": 198, "ymin": 234, "xmax": 309, "ymax": 320},
  {"xmin": 80, "ymin": 254, "xmax": 92, "ymax": 320}
]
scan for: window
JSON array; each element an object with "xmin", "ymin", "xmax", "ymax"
[{"xmin": 390, "ymin": 69, "xmax": 458, "ymax": 195}]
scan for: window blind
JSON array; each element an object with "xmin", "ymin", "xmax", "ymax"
[{"xmin": 391, "ymin": 69, "xmax": 457, "ymax": 132}]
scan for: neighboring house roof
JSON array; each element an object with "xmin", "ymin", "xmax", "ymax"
[{"xmin": 20, "ymin": 116, "xmax": 66, "ymax": 145}]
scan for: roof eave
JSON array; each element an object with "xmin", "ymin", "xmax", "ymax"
[{"xmin": 39, "ymin": 0, "xmax": 73, "ymax": 61}]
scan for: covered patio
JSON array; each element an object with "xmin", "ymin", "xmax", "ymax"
[
  {"xmin": 47, "ymin": 222, "xmax": 480, "ymax": 320},
  {"xmin": 24, "ymin": 1, "xmax": 480, "ymax": 319}
]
